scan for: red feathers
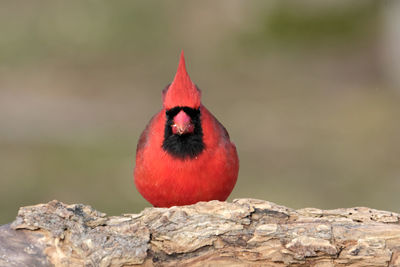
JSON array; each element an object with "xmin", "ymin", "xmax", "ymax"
[
  {"xmin": 134, "ymin": 52, "xmax": 239, "ymax": 207},
  {"xmin": 163, "ymin": 51, "xmax": 201, "ymax": 109}
]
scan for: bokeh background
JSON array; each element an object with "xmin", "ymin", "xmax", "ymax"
[{"xmin": 1, "ymin": 0, "xmax": 400, "ymax": 224}]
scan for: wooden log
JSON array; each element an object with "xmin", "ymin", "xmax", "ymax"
[{"xmin": 1, "ymin": 199, "xmax": 400, "ymax": 266}]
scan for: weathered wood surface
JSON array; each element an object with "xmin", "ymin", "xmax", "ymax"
[{"xmin": 1, "ymin": 199, "xmax": 400, "ymax": 266}]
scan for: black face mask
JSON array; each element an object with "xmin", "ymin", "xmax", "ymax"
[{"xmin": 162, "ymin": 106, "xmax": 205, "ymax": 159}]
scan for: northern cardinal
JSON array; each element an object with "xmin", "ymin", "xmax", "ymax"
[{"xmin": 134, "ymin": 51, "xmax": 239, "ymax": 207}]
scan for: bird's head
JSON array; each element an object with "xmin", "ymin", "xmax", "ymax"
[
  {"xmin": 162, "ymin": 52, "xmax": 205, "ymax": 158},
  {"xmin": 162, "ymin": 51, "xmax": 201, "ymax": 136}
]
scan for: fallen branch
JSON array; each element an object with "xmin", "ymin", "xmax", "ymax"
[{"xmin": 1, "ymin": 199, "xmax": 400, "ymax": 266}]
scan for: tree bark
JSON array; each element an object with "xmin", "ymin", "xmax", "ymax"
[{"xmin": 1, "ymin": 199, "xmax": 400, "ymax": 266}]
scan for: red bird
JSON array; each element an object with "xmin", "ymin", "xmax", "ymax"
[{"xmin": 134, "ymin": 52, "xmax": 239, "ymax": 207}]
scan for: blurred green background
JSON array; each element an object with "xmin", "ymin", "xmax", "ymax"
[{"xmin": 1, "ymin": 0, "xmax": 400, "ymax": 224}]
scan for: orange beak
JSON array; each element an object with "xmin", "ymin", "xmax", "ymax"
[{"xmin": 172, "ymin": 110, "xmax": 194, "ymax": 135}]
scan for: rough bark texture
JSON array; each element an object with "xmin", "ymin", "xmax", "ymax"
[{"xmin": 1, "ymin": 199, "xmax": 400, "ymax": 266}]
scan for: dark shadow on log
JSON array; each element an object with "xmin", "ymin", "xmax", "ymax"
[{"xmin": 1, "ymin": 199, "xmax": 400, "ymax": 266}]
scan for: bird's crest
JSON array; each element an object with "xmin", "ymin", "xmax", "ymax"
[{"xmin": 163, "ymin": 51, "xmax": 201, "ymax": 109}]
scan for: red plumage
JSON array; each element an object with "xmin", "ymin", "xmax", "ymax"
[{"xmin": 134, "ymin": 51, "xmax": 239, "ymax": 207}]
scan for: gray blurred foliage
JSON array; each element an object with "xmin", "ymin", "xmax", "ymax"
[{"xmin": 1, "ymin": 0, "xmax": 399, "ymax": 225}]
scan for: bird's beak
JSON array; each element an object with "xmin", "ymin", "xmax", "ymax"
[{"xmin": 172, "ymin": 110, "xmax": 194, "ymax": 135}]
